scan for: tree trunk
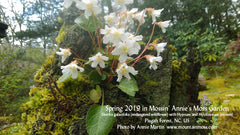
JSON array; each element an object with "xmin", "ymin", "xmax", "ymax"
[{"xmin": 107, "ymin": 0, "xmax": 113, "ymax": 13}]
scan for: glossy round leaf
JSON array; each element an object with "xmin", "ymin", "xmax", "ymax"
[
  {"xmin": 117, "ymin": 77, "xmax": 139, "ymax": 97},
  {"xmin": 86, "ymin": 105, "xmax": 115, "ymax": 135}
]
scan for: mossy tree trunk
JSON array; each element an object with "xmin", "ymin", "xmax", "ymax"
[{"xmin": 169, "ymin": 48, "xmax": 211, "ymax": 135}]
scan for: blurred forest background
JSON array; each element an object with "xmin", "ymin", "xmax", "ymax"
[{"xmin": 0, "ymin": 0, "xmax": 240, "ymax": 134}]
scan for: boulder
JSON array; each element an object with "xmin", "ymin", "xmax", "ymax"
[{"xmin": 198, "ymin": 74, "xmax": 207, "ymax": 91}]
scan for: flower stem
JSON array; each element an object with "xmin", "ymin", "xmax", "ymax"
[
  {"xmin": 92, "ymin": 14, "xmax": 101, "ymax": 52},
  {"xmin": 101, "ymin": 89, "xmax": 104, "ymax": 106},
  {"xmin": 79, "ymin": 10, "xmax": 97, "ymax": 50},
  {"xmin": 134, "ymin": 9, "xmax": 147, "ymax": 36},
  {"xmin": 98, "ymin": 16, "xmax": 103, "ymax": 50},
  {"xmin": 48, "ymin": 80, "xmax": 69, "ymax": 112},
  {"xmin": 131, "ymin": 23, "xmax": 156, "ymax": 66},
  {"xmin": 105, "ymin": 56, "xmax": 117, "ymax": 87}
]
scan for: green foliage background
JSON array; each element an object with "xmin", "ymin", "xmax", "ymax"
[{"xmin": 0, "ymin": 44, "xmax": 45, "ymax": 117}]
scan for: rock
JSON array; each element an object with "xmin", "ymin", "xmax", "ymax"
[{"xmin": 198, "ymin": 74, "xmax": 207, "ymax": 91}]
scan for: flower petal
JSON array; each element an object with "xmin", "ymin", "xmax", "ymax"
[
  {"xmin": 71, "ymin": 69, "xmax": 78, "ymax": 79},
  {"xmin": 99, "ymin": 61, "xmax": 105, "ymax": 68},
  {"xmin": 91, "ymin": 61, "xmax": 98, "ymax": 68}
]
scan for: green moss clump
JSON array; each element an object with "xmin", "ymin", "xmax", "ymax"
[
  {"xmin": 169, "ymin": 44, "xmax": 177, "ymax": 52},
  {"xmin": 21, "ymin": 54, "xmax": 94, "ymax": 134},
  {"xmin": 34, "ymin": 55, "xmax": 54, "ymax": 83},
  {"xmin": 55, "ymin": 24, "xmax": 66, "ymax": 46},
  {"xmin": 145, "ymin": 80, "xmax": 159, "ymax": 87},
  {"xmin": 57, "ymin": 73, "xmax": 94, "ymax": 96},
  {"xmin": 172, "ymin": 60, "xmax": 190, "ymax": 87},
  {"xmin": 206, "ymin": 77, "xmax": 226, "ymax": 89}
]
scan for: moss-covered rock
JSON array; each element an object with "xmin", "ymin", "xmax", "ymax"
[
  {"xmin": 21, "ymin": 6, "xmax": 210, "ymax": 135},
  {"xmin": 21, "ymin": 50, "xmax": 94, "ymax": 134}
]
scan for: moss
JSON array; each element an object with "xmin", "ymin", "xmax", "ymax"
[
  {"xmin": 21, "ymin": 82, "xmax": 91, "ymax": 134},
  {"xmin": 206, "ymin": 77, "xmax": 226, "ymax": 89},
  {"xmin": 145, "ymin": 80, "xmax": 159, "ymax": 86},
  {"xmin": 199, "ymin": 76, "xmax": 240, "ymax": 135},
  {"xmin": 55, "ymin": 24, "xmax": 66, "ymax": 46},
  {"xmin": 152, "ymin": 36, "xmax": 163, "ymax": 44},
  {"xmin": 172, "ymin": 60, "xmax": 190, "ymax": 87},
  {"xmin": 22, "ymin": 58, "xmax": 94, "ymax": 134},
  {"xmin": 34, "ymin": 55, "xmax": 54, "ymax": 83},
  {"xmin": 57, "ymin": 73, "xmax": 94, "ymax": 96},
  {"xmin": 169, "ymin": 44, "xmax": 177, "ymax": 52}
]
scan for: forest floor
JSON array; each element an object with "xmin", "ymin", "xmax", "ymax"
[{"xmin": 199, "ymin": 77, "xmax": 240, "ymax": 135}]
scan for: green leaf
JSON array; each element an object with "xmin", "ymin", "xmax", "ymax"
[
  {"xmin": 75, "ymin": 15, "xmax": 98, "ymax": 32},
  {"xmin": 59, "ymin": 72, "xmax": 71, "ymax": 82},
  {"xmin": 117, "ymin": 77, "xmax": 139, "ymax": 97},
  {"xmin": 86, "ymin": 105, "xmax": 115, "ymax": 135},
  {"xmin": 197, "ymin": 118, "xmax": 208, "ymax": 124},
  {"xmin": 95, "ymin": 85, "xmax": 101, "ymax": 95},
  {"xmin": 89, "ymin": 70, "xmax": 102, "ymax": 84},
  {"xmin": 90, "ymin": 90, "xmax": 100, "ymax": 103},
  {"xmin": 90, "ymin": 85, "xmax": 101, "ymax": 103},
  {"xmin": 213, "ymin": 115, "xmax": 219, "ymax": 122},
  {"xmin": 101, "ymin": 73, "xmax": 107, "ymax": 81}
]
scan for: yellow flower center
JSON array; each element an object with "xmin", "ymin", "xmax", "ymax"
[
  {"xmin": 120, "ymin": 66, "xmax": 127, "ymax": 74},
  {"xmin": 70, "ymin": 65, "xmax": 76, "ymax": 71},
  {"xmin": 121, "ymin": 46, "xmax": 129, "ymax": 54},
  {"xmin": 96, "ymin": 55, "xmax": 102, "ymax": 62},
  {"xmin": 107, "ymin": 17, "xmax": 113, "ymax": 23},
  {"xmin": 117, "ymin": 0, "xmax": 124, "ymax": 4},
  {"xmin": 113, "ymin": 31, "xmax": 121, "ymax": 38},
  {"xmin": 147, "ymin": 8, "xmax": 154, "ymax": 15},
  {"xmin": 152, "ymin": 59, "xmax": 156, "ymax": 63},
  {"xmin": 129, "ymin": 13, "xmax": 133, "ymax": 17},
  {"xmin": 86, "ymin": 3, "xmax": 93, "ymax": 10},
  {"xmin": 63, "ymin": 50, "xmax": 69, "ymax": 57}
]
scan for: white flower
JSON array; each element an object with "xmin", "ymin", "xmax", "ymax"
[
  {"xmin": 100, "ymin": 25, "xmax": 112, "ymax": 44},
  {"xmin": 157, "ymin": 20, "xmax": 171, "ymax": 33},
  {"xmin": 76, "ymin": 0, "xmax": 101, "ymax": 18},
  {"xmin": 116, "ymin": 63, "xmax": 138, "ymax": 82},
  {"xmin": 146, "ymin": 55, "xmax": 162, "ymax": 70},
  {"xmin": 155, "ymin": 43, "xmax": 167, "ymax": 56},
  {"xmin": 148, "ymin": 8, "xmax": 164, "ymax": 24},
  {"xmin": 103, "ymin": 27, "xmax": 128, "ymax": 45},
  {"xmin": 134, "ymin": 10, "xmax": 147, "ymax": 24},
  {"xmin": 104, "ymin": 13, "xmax": 118, "ymax": 26},
  {"xmin": 61, "ymin": 61, "xmax": 84, "ymax": 79},
  {"xmin": 64, "ymin": 0, "xmax": 75, "ymax": 8},
  {"xmin": 126, "ymin": 8, "xmax": 138, "ymax": 24},
  {"xmin": 127, "ymin": 33, "xmax": 143, "ymax": 41},
  {"xmin": 56, "ymin": 48, "xmax": 72, "ymax": 63},
  {"xmin": 114, "ymin": 0, "xmax": 133, "ymax": 11},
  {"xmin": 88, "ymin": 52, "xmax": 109, "ymax": 68},
  {"xmin": 112, "ymin": 40, "xmax": 140, "ymax": 62}
]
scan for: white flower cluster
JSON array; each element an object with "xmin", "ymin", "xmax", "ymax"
[{"xmin": 58, "ymin": 0, "xmax": 171, "ymax": 82}]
